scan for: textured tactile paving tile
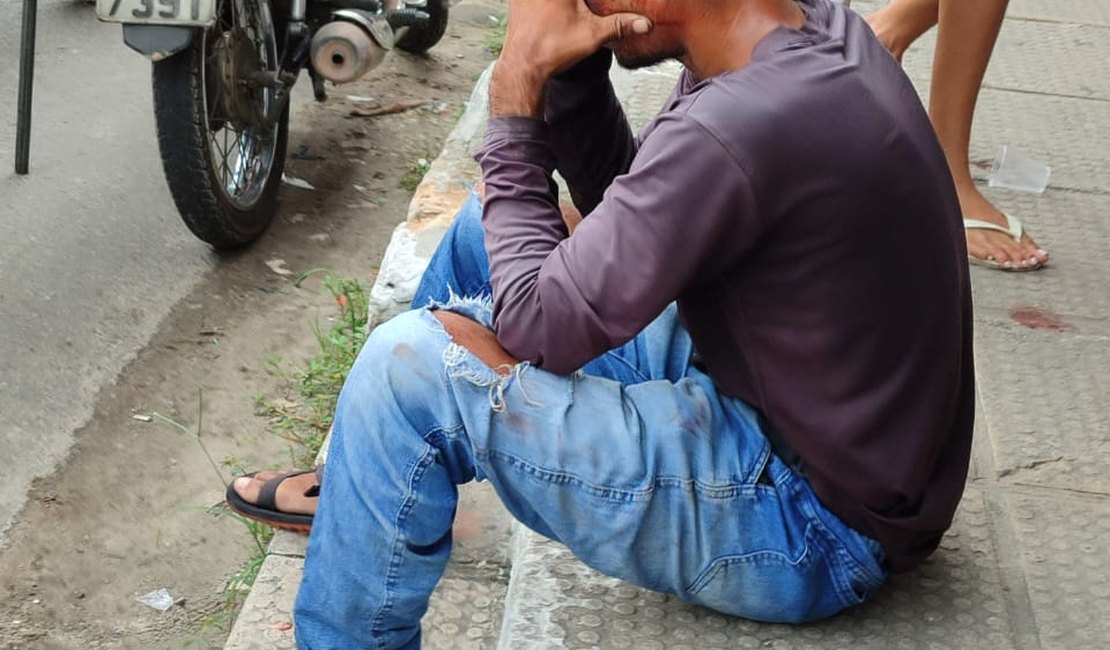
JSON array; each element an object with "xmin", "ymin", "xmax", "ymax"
[
  {"xmin": 425, "ymin": 574, "xmax": 509, "ymax": 649},
  {"xmin": 987, "ymin": 20, "xmax": 1110, "ymax": 100},
  {"xmin": 1009, "ymin": 0, "xmax": 1110, "ymax": 26},
  {"xmin": 843, "ymin": 1, "xmax": 1109, "ymax": 94},
  {"xmin": 849, "ymin": 3, "xmax": 1108, "ymax": 195},
  {"xmin": 964, "ymin": 88, "xmax": 1110, "ymax": 195},
  {"xmin": 964, "ymin": 190, "xmax": 1110, "ymax": 321},
  {"xmin": 423, "ymin": 481, "xmax": 514, "ymax": 648},
  {"xmin": 502, "ymin": 490, "xmax": 1017, "ymax": 649},
  {"xmin": 1006, "ymin": 491, "xmax": 1110, "ymax": 649},
  {"xmin": 889, "ymin": 16, "xmax": 1110, "ymax": 101},
  {"xmin": 973, "ymin": 324, "xmax": 1110, "ymax": 495}
]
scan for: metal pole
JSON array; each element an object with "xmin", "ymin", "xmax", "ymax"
[{"xmin": 15, "ymin": 0, "xmax": 38, "ymax": 175}]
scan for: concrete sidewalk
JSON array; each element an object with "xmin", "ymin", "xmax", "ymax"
[{"xmin": 225, "ymin": 1, "xmax": 1110, "ymax": 647}]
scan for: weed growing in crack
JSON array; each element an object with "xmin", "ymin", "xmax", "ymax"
[
  {"xmin": 257, "ymin": 274, "xmax": 370, "ymax": 465},
  {"xmin": 486, "ymin": 15, "xmax": 508, "ymax": 56},
  {"xmin": 399, "ymin": 157, "xmax": 432, "ymax": 192},
  {"xmin": 154, "ymin": 393, "xmax": 274, "ymax": 624}
]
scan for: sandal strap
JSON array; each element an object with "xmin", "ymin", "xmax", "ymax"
[
  {"xmin": 304, "ymin": 464, "xmax": 325, "ymax": 497},
  {"xmin": 964, "ymin": 213, "xmax": 1024, "ymax": 242},
  {"xmin": 256, "ymin": 469, "xmax": 318, "ymax": 512}
]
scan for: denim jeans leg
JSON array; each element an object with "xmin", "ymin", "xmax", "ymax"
[
  {"xmin": 410, "ymin": 191, "xmax": 491, "ymax": 308},
  {"xmin": 295, "ymin": 310, "xmax": 480, "ymax": 650},
  {"xmin": 295, "ymin": 307, "xmax": 885, "ymax": 649}
]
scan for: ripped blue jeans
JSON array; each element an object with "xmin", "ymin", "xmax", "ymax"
[{"xmin": 294, "ymin": 193, "xmax": 887, "ymax": 650}]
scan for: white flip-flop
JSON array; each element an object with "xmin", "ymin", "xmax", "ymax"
[{"xmin": 963, "ymin": 213, "xmax": 1047, "ymax": 272}]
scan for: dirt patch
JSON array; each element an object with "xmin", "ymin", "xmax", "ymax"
[{"xmin": 0, "ymin": 4, "xmax": 503, "ymax": 647}]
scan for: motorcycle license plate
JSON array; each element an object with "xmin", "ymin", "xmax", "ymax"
[{"xmin": 96, "ymin": 0, "xmax": 217, "ymax": 26}]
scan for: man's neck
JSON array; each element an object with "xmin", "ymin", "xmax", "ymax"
[{"xmin": 679, "ymin": 0, "xmax": 806, "ymax": 81}]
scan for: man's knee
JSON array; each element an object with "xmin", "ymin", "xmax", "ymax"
[{"xmin": 432, "ymin": 310, "xmax": 519, "ymax": 376}]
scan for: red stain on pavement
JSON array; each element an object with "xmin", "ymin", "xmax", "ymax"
[{"xmin": 1010, "ymin": 305, "xmax": 1070, "ymax": 331}]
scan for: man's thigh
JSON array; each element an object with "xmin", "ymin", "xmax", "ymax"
[
  {"xmin": 434, "ymin": 311, "xmax": 873, "ymax": 622},
  {"xmin": 580, "ymin": 303, "xmax": 698, "ymax": 385}
]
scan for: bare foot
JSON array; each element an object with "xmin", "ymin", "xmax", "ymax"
[
  {"xmin": 958, "ymin": 184, "xmax": 1050, "ymax": 270},
  {"xmin": 231, "ymin": 469, "xmax": 320, "ymax": 517}
]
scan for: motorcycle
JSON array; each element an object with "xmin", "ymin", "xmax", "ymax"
[{"xmin": 95, "ymin": 0, "xmax": 449, "ymax": 249}]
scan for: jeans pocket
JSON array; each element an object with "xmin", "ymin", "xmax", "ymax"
[
  {"xmin": 827, "ymin": 539, "xmax": 886, "ymax": 608},
  {"xmin": 685, "ymin": 526, "xmax": 843, "ymax": 623}
]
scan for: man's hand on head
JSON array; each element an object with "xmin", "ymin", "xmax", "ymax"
[{"xmin": 490, "ymin": 0, "xmax": 652, "ymax": 118}]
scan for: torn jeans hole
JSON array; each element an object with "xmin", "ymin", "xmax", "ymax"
[
  {"xmin": 427, "ymin": 293, "xmax": 541, "ymax": 412},
  {"xmin": 421, "ymin": 289, "xmax": 495, "ymax": 328}
]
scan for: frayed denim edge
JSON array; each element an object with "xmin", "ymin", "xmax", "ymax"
[{"xmin": 419, "ymin": 292, "xmax": 543, "ymax": 412}]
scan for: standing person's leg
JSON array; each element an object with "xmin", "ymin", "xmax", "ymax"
[
  {"xmin": 866, "ymin": 0, "xmax": 938, "ymax": 62},
  {"xmin": 868, "ymin": 0, "xmax": 1050, "ymax": 270},
  {"xmin": 294, "ymin": 307, "xmax": 886, "ymax": 649},
  {"xmin": 929, "ymin": 0, "xmax": 1048, "ymax": 270}
]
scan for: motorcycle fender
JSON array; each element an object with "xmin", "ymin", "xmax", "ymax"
[{"xmin": 122, "ymin": 24, "xmax": 195, "ymax": 61}]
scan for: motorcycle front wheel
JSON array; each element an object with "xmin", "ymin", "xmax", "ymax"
[
  {"xmin": 152, "ymin": 0, "xmax": 289, "ymax": 250},
  {"xmin": 394, "ymin": 0, "xmax": 449, "ymax": 54}
]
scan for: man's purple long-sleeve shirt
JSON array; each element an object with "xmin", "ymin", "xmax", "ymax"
[{"xmin": 474, "ymin": 0, "xmax": 974, "ymax": 573}]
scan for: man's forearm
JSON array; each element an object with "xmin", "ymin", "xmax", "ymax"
[
  {"xmin": 545, "ymin": 51, "xmax": 637, "ymax": 215},
  {"xmin": 489, "ymin": 57, "xmax": 548, "ymax": 119}
]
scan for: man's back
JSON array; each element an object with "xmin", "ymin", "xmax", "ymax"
[
  {"xmin": 478, "ymin": 0, "xmax": 972, "ymax": 573},
  {"xmin": 655, "ymin": 0, "xmax": 975, "ymax": 572}
]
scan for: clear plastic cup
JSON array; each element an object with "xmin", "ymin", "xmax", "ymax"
[{"xmin": 988, "ymin": 145, "xmax": 1051, "ymax": 194}]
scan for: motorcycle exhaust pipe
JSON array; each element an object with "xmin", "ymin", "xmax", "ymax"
[{"xmin": 310, "ymin": 10, "xmax": 394, "ymax": 84}]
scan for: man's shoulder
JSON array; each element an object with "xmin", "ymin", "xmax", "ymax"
[{"xmin": 656, "ymin": 71, "xmax": 812, "ymax": 174}]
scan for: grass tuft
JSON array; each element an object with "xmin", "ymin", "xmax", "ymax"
[
  {"xmin": 486, "ymin": 15, "xmax": 508, "ymax": 56},
  {"xmin": 399, "ymin": 157, "xmax": 432, "ymax": 192},
  {"xmin": 154, "ymin": 397, "xmax": 275, "ymax": 624},
  {"xmin": 257, "ymin": 275, "xmax": 370, "ymax": 465}
]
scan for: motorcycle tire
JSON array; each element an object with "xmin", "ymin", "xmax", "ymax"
[
  {"xmin": 395, "ymin": 0, "xmax": 450, "ymax": 54},
  {"xmin": 152, "ymin": 3, "xmax": 289, "ymax": 250}
]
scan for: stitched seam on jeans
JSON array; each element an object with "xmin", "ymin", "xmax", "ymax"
[
  {"xmin": 482, "ymin": 449, "xmax": 763, "ymax": 501},
  {"xmin": 369, "ymin": 447, "xmax": 437, "ymax": 648},
  {"xmin": 804, "ymin": 521, "xmax": 858, "ymax": 607},
  {"xmin": 596, "ymin": 348, "xmax": 651, "ymax": 384},
  {"xmin": 796, "ymin": 485, "xmax": 885, "ymax": 589},
  {"xmin": 686, "ymin": 521, "xmax": 816, "ymax": 593},
  {"xmin": 830, "ymin": 547, "xmax": 867, "ymax": 607},
  {"xmin": 422, "ymin": 423, "xmax": 465, "ymax": 448}
]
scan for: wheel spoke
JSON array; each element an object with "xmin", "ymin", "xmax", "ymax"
[
  {"xmin": 221, "ymin": 128, "xmax": 233, "ymax": 186},
  {"xmin": 209, "ymin": 129, "xmax": 226, "ymax": 181}
]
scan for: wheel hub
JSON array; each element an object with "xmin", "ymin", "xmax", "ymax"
[{"xmin": 210, "ymin": 27, "xmax": 266, "ymax": 129}]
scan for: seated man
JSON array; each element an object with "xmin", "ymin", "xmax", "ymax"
[{"xmin": 229, "ymin": 0, "xmax": 974, "ymax": 645}]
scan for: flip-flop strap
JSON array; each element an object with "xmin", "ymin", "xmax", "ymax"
[
  {"xmin": 303, "ymin": 464, "xmax": 325, "ymax": 498},
  {"xmin": 964, "ymin": 213, "xmax": 1024, "ymax": 242},
  {"xmin": 256, "ymin": 469, "xmax": 318, "ymax": 512}
]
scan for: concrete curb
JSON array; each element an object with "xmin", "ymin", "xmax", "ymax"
[{"xmin": 367, "ymin": 64, "xmax": 493, "ymax": 327}]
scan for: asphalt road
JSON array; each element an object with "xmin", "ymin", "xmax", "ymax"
[{"xmin": 0, "ymin": 0, "xmax": 214, "ymax": 538}]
